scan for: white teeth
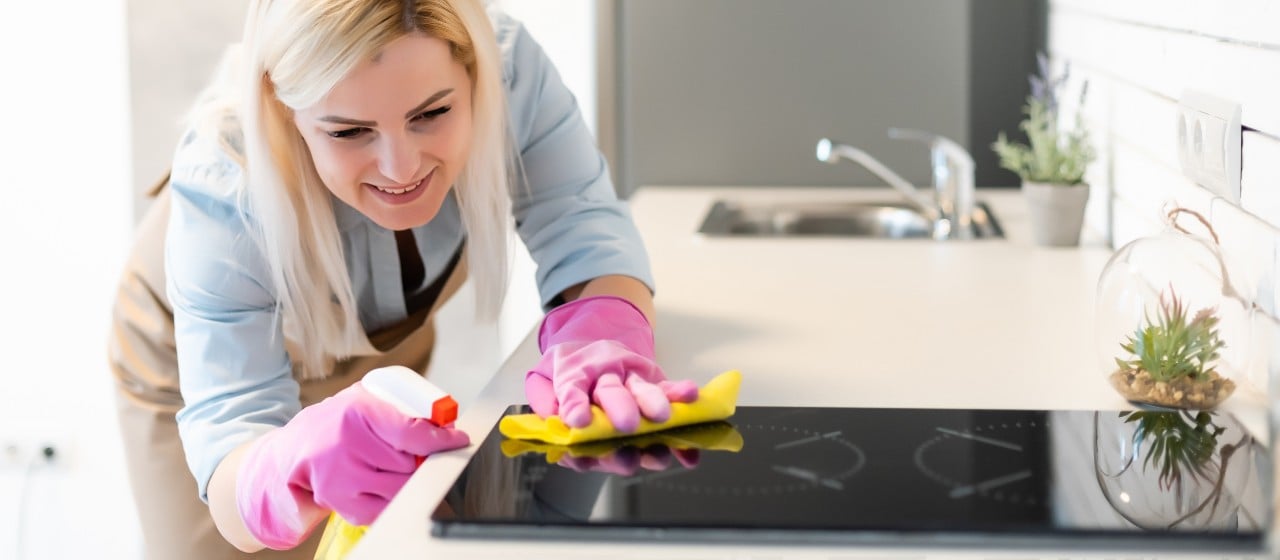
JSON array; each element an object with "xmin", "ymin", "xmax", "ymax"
[{"xmin": 375, "ymin": 179, "xmax": 421, "ymax": 195}]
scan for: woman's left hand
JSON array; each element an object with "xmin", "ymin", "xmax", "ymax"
[{"xmin": 525, "ymin": 295, "xmax": 697, "ymax": 432}]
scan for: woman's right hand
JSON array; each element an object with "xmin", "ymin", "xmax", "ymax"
[{"xmin": 234, "ymin": 382, "xmax": 469, "ymax": 550}]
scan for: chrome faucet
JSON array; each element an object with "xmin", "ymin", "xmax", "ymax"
[
  {"xmin": 816, "ymin": 130, "xmax": 976, "ymax": 240},
  {"xmin": 888, "ymin": 128, "xmax": 975, "ymax": 240}
]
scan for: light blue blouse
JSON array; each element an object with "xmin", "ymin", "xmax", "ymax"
[{"xmin": 164, "ymin": 10, "xmax": 653, "ymax": 502}]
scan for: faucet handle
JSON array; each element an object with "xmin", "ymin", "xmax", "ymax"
[
  {"xmin": 887, "ymin": 128, "xmax": 974, "ymax": 168},
  {"xmin": 886, "ymin": 127, "xmax": 936, "ymax": 143}
]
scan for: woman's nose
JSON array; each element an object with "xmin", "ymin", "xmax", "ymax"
[{"xmin": 377, "ymin": 137, "xmax": 420, "ymax": 185}]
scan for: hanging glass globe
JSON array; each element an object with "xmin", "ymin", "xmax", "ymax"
[
  {"xmin": 1093, "ymin": 409, "xmax": 1256, "ymax": 530},
  {"xmin": 1095, "ymin": 208, "xmax": 1254, "ymax": 410}
]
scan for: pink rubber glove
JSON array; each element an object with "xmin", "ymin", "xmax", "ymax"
[
  {"xmin": 525, "ymin": 295, "xmax": 698, "ymax": 432},
  {"xmin": 558, "ymin": 445, "xmax": 701, "ymax": 476},
  {"xmin": 235, "ymin": 383, "xmax": 469, "ymax": 549}
]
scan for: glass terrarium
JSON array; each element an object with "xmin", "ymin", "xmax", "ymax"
[
  {"xmin": 1095, "ymin": 208, "xmax": 1254, "ymax": 410},
  {"xmin": 1093, "ymin": 409, "xmax": 1257, "ymax": 531}
]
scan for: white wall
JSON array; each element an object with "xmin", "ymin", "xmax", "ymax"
[
  {"xmin": 1048, "ymin": 0, "xmax": 1280, "ymax": 396},
  {"xmin": 493, "ymin": 0, "xmax": 597, "ymax": 136},
  {"xmin": 0, "ymin": 1, "xmax": 138, "ymax": 558},
  {"xmin": 126, "ymin": 0, "xmax": 251, "ymax": 217}
]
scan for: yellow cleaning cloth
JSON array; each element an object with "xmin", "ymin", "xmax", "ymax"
[
  {"xmin": 313, "ymin": 513, "xmax": 364, "ymax": 560},
  {"xmin": 499, "ymin": 370, "xmax": 742, "ymax": 445},
  {"xmin": 501, "ymin": 421, "xmax": 744, "ymax": 463}
]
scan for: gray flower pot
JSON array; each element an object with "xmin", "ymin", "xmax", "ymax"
[{"xmin": 1023, "ymin": 181, "xmax": 1090, "ymax": 247}]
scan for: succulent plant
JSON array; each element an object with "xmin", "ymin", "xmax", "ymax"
[
  {"xmin": 1116, "ymin": 288, "xmax": 1226, "ymax": 383},
  {"xmin": 1115, "ymin": 409, "xmax": 1249, "ymax": 529},
  {"xmin": 1121, "ymin": 410, "xmax": 1224, "ymax": 491}
]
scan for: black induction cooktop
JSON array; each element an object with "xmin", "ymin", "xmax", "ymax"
[{"xmin": 430, "ymin": 406, "xmax": 1268, "ymax": 551}]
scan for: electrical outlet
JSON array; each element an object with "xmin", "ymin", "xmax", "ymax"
[
  {"xmin": 0, "ymin": 433, "xmax": 72, "ymax": 470},
  {"xmin": 1176, "ymin": 90, "xmax": 1242, "ymax": 203}
]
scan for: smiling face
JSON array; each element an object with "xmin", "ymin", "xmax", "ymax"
[{"xmin": 292, "ymin": 32, "xmax": 473, "ymax": 231}]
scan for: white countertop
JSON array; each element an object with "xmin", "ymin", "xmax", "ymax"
[{"xmin": 347, "ymin": 186, "xmax": 1268, "ymax": 560}]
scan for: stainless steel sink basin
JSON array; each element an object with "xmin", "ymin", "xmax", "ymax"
[{"xmin": 696, "ymin": 199, "xmax": 1003, "ymax": 239}]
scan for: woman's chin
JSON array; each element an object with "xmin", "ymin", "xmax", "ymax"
[
  {"xmin": 373, "ymin": 196, "xmax": 449, "ymax": 231},
  {"xmin": 370, "ymin": 207, "xmax": 437, "ymax": 231}
]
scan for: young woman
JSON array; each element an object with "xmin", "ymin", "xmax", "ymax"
[{"xmin": 108, "ymin": 0, "xmax": 696, "ymax": 557}]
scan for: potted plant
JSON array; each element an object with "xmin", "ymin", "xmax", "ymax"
[
  {"xmin": 992, "ymin": 53, "xmax": 1096, "ymax": 246},
  {"xmin": 1108, "ymin": 287, "xmax": 1235, "ymax": 410}
]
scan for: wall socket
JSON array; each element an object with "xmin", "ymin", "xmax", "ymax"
[
  {"xmin": 1176, "ymin": 90, "xmax": 1242, "ymax": 203},
  {"xmin": 0, "ymin": 434, "xmax": 71, "ymax": 470}
]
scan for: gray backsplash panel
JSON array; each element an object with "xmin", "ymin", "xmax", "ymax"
[{"xmin": 613, "ymin": 0, "xmax": 1041, "ymax": 195}]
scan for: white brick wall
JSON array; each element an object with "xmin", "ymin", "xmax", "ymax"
[{"xmin": 1049, "ymin": 0, "xmax": 1280, "ymax": 395}]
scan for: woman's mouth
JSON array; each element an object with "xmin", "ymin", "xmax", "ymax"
[
  {"xmin": 373, "ymin": 178, "xmax": 422, "ymax": 195},
  {"xmin": 365, "ymin": 170, "xmax": 433, "ymax": 205}
]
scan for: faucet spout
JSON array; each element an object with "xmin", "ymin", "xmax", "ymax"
[{"xmin": 816, "ymin": 138, "xmax": 941, "ymax": 224}]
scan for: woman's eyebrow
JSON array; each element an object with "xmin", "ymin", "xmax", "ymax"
[
  {"xmin": 317, "ymin": 88, "xmax": 455, "ymax": 127},
  {"xmin": 318, "ymin": 115, "xmax": 377, "ymax": 127},
  {"xmin": 403, "ymin": 88, "xmax": 454, "ymax": 118}
]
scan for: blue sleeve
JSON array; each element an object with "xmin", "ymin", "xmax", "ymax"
[
  {"xmin": 165, "ymin": 134, "xmax": 300, "ymax": 503},
  {"xmin": 494, "ymin": 14, "xmax": 655, "ymax": 308}
]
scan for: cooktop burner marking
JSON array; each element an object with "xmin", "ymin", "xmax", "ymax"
[
  {"xmin": 915, "ymin": 420, "xmax": 1049, "ymax": 507},
  {"xmin": 948, "ymin": 469, "xmax": 1032, "ymax": 499},
  {"xmin": 771, "ymin": 465, "xmax": 845, "ymax": 490},
  {"xmin": 935, "ymin": 427, "xmax": 1023, "ymax": 451},
  {"xmin": 774, "ymin": 430, "xmax": 843, "ymax": 450},
  {"xmin": 646, "ymin": 423, "xmax": 867, "ymax": 496}
]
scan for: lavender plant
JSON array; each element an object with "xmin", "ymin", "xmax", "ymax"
[{"xmin": 992, "ymin": 53, "xmax": 1095, "ymax": 185}]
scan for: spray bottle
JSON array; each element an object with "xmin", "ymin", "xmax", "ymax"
[{"xmin": 313, "ymin": 366, "xmax": 458, "ymax": 560}]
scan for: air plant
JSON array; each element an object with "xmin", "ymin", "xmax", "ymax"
[
  {"xmin": 1121, "ymin": 410, "xmax": 1223, "ymax": 491},
  {"xmin": 1118, "ymin": 409, "xmax": 1248, "ymax": 530},
  {"xmin": 1116, "ymin": 288, "xmax": 1226, "ymax": 383}
]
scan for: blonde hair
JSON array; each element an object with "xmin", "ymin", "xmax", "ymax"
[{"xmin": 195, "ymin": 0, "xmax": 512, "ymax": 379}]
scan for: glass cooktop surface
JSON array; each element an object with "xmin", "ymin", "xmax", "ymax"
[{"xmin": 430, "ymin": 406, "xmax": 1268, "ymax": 550}]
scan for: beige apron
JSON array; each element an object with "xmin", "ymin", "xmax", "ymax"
[{"xmin": 109, "ymin": 179, "xmax": 469, "ymax": 559}]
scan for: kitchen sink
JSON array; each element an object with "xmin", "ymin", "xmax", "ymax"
[{"xmin": 696, "ymin": 199, "xmax": 1003, "ymax": 239}]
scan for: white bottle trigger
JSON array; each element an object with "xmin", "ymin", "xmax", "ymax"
[{"xmin": 360, "ymin": 365, "xmax": 457, "ymax": 426}]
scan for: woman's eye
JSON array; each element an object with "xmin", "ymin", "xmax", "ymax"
[
  {"xmin": 413, "ymin": 105, "xmax": 451, "ymax": 122},
  {"xmin": 324, "ymin": 107, "xmax": 448, "ymax": 139},
  {"xmin": 327, "ymin": 127, "xmax": 367, "ymax": 139}
]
